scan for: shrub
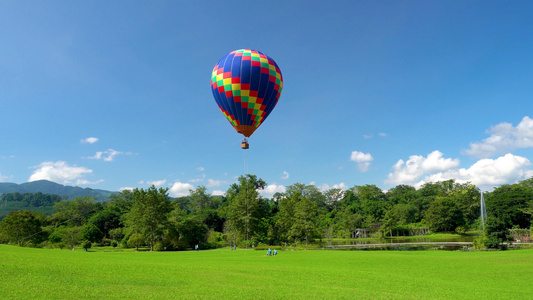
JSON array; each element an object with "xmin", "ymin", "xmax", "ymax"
[
  {"xmin": 56, "ymin": 242, "xmax": 66, "ymax": 250},
  {"xmin": 484, "ymin": 217, "xmax": 512, "ymax": 250},
  {"xmin": 127, "ymin": 233, "xmax": 145, "ymax": 250},
  {"xmin": 153, "ymin": 241, "xmax": 165, "ymax": 251},
  {"xmin": 472, "ymin": 237, "xmax": 484, "ymax": 250},
  {"xmin": 82, "ymin": 241, "xmax": 92, "ymax": 251},
  {"xmin": 111, "ymin": 240, "xmax": 118, "ymax": 248}
]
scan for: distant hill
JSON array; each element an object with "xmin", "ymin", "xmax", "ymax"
[{"xmin": 0, "ymin": 180, "xmax": 116, "ymax": 202}]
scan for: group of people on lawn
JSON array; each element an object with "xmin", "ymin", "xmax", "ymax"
[{"xmin": 267, "ymin": 248, "xmax": 277, "ymax": 256}]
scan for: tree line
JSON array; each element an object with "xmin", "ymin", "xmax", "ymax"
[
  {"xmin": 1, "ymin": 192, "xmax": 64, "ymax": 207},
  {"xmin": 0, "ymin": 175, "xmax": 531, "ymax": 250}
]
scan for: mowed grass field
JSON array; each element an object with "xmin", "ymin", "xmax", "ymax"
[{"xmin": 1, "ymin": 245, "xmax": 532, "ymax": 299}]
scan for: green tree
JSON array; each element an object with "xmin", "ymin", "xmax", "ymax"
[
  {"xmin": 224, "ymin": 175, "xmax": 267, "ymax": 247},
  {"xmin": 290, "ymin": 194, "xmax": 319, "ymax": 246},
  {"xmin": 53, "ymin": 196, "xmax": 99, "ymax": 227},
  {"xmin": 80, "ymin": 223, "xmax": 104, "ymax": 243},
  {"xmin": 352, "ymin": 185, "xmax": 387, "ymax": 226},
  {"xmin": 380, "ymin": 204, "xmax": 417, "ymax": 237},
  {"xmin": 286, "ymin": 183, "xmax": 326, "ymax": 209},
  {"xmin": 107, "ymin": 190, "xmax": 135, "ymax": 218},
  {"xmin": 0, "ymin": 210, "xmax": 43, "ymax": 246},
  {"xmin": 176, "ymin": 216, "xmax": 208, "ymax": 248},
  {"xmin": 386, "ymin": 185, "xmax": 418, "ymax": 205},
  {"xmin": 335, "ymin": 206, "xmax": 363, "ymax": 238},
  {"xmin": 484, "ymin": 217, "xmax": 512, "ymax": 249},
  {"xmin": 127, "ymin": 233, "xmax": 145, "ymax": 250},
  {"xmin": 82, "ymin": 240, "xmax": 92, "ymax": 251},
  {"xmin": 189, "ymin": 186, "xmax": 218, "ymax": 212},
  {"xmin": 109, "ymin": 227, "xmax": 125, "ymax": 244},
  {"xmin": 323, "ymin": 188, "xmax": 345, "ymax": 212},
  {"xmin": 87, "ymin": 209, "xmax": 121, "ymax": 238},
  {"xmin": 425, "ymin": 197, "xmax": 464, "ymax": 232},
  {"xmin": 487, "ymin": 184, "xmax": 532, "ymax": 228},
  {"xmin": 61, "ymin": 226, "xmax": 81, "ymax": 249},
  {"xmin": 276, "ymin": 192, "xmax": 297, "ymax": 242},
  {"xmin": 124, "ymin": 186, "xmax": 172, "ymax": 251}
]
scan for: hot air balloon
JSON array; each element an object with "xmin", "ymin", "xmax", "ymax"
[{"xmin": 211, "ymin": 49, "xmax": 283, "ymax": 149}]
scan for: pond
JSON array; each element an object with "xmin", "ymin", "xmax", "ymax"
[{"xmin": 318, "ymin": 234, "xmax": 481, "ymax": 251}]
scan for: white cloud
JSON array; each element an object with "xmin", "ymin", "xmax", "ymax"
[
  {"xmin": 207, "ymin": 179, "xmax": 224, "ymax": 188},
  {"xmin": 88, "ymin": 149, "xmax": 129, "ymax": 162},
  {"xmin": 318, "ymin": 182, "xmax": 348, "ymax": 191},
  {"xmin": 169, "ymin": 181, "xmax": 194, "ymax": 197},
  {"xmin": 281, "ymin": 171, "xmax": 289, "ymax": 180},
  {"xmin": 119, "ymin": 187, "xmax": 135, "ymax": 191},
  {"xmin": 0, "ymin": 172, "xmax": 9, "ymax": 182},
  {"xmin": 211, "ymin": 190, "xmax": 226, "ymax": 196},
  {"xmin": 364, "ymin": 133, "xmax": 387, "ymax": 139},
  {"xmin": 350, "ymin": 151, "xmax": 374, "ymax": 172},
  {"xmin": 29, "ymin": 161, "xmax": 93, "ymax": 185},
  {"xmin": 146, "ymin": 179, "xmax": 167, "ymax": 186},
  {"xmin": 464, "ymin": 116, "xmax": 533, "ymax": 158},
  {"xmin": 385, "ymin": 151, "xmax": 460, "ymax": 186},
  {"xmin": 76, "ymin": 179, "xmax": 104, "ymax": 185},
  {"xmin": 261, "ymin": 184, "xmax": 286, "ymax": 197},
  {"xmin": 386, "ymin": 151, "xmax": 532, "ymax": 191},
  {"xmin": 81, "ymin": 137, "xmax": 99, "ymax": 144},
  {"xmin": 197, "ymin": 166, "xmax": 205, "ymax": 171}
]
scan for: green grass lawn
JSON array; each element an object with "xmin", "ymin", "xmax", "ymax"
[{"xmin": 1, "ymin": 245, "xmax": 532, "ymax": 299}]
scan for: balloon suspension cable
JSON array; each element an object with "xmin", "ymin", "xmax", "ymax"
[{"xmin": 243, "ymin": 138, "xmax": 249, "ymax": 251}]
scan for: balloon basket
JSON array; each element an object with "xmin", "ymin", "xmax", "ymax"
[{"xmin": 241, "ymin": 139, "xmax": 249, "ymax": 149}]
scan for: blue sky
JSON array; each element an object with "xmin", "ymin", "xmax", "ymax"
[{"xmin": 1, "ymin": 0, "xmax": 533, "ymax": 197}]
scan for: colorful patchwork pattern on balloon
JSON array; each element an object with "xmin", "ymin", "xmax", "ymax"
[{"xmin": 211, "ymin": 49, "xmax": 283, "ymax": 137}]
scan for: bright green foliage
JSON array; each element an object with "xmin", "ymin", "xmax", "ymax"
[
  {"xmin": 2, "ymin": 246, "xmax": 533, "ymax": 299},
  {"xmin": 124, "ymin": 186, "xmax": 172, "ymax": 251},
  {"xmin": 87, "ymin": 209, "xmax": 121, "ymax": 238},
  {"xmin": 224, "ymin": 175, "xmax": 268, "ymax": 246},
  {"xmin": 61, "ymin": 226, "xmax": 81, "ymax": 249},
  {"xmin": 127, "ymin": 233, "xmax": 145, "ymax": 250},
  {"xmin": 356, "ymin": 185, "xmax": 387, "ymax": 225},
  {"xmin": 487, "ymin": 184, "xmax": 532, "ymax": 228},
  {"xmin": 53, "ymin": 196, "xmax": 99, "ymax": 227},
  {"xmin": 0, "ymin": 210, "xmax": 44, "ymax": 246},
  {"xmin": 80, "ymin": 223, "xmax": 104, "ymax": 243},
  {"xmin": 290, "ymin": 193, "xmax": 319, "ymax": 246},
  {"xmin": 175, "ymin": 216, "xmax": 208, "ymax": 248},
  {"xmin": 81, "ymin": 241, "xmax": 92, "ymax": 251},
  {"xmin": 0, "ymin": 192, "xmax": 63, "ymax": 219},
  {"xmin": 484, "ymin": 217, "xmax": 512, "ymax": 249},
  {"xmin": 425, "ymin": 197, "xmax": 464, "ymax": 232}
]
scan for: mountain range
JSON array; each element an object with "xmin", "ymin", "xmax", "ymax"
[{"xmin": 0, "ymin": 180, "xmax": 116, "ymax": 202}]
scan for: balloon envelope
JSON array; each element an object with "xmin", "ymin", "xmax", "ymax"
[{"xmin": 211, "ymin": 49, "xmax": 283, "ymax": 138}]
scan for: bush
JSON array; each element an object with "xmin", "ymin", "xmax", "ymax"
[
  {"xmin": 98, "ymin": 238, "xmax": 112, "ymax": 247},
  {"xmin": 173, "ymin": 240, "xmax": 190, "ymax": 251},
  {"xmin": 56, "ymin": 242, "xmax": 66, "ymax": 250},
  {"xmin": 82, "ymin": 241, "xmax": 92, "ymax": 251},
  {"xmin": 455, "ymin": 225, "xmax": 468, "ymax": 235},
  {"xmin": 472, "ymin": 237, "xmax": 484, "ymax": 250},
  {"xmin": 111, "ymin": 240, "xmax": 118, "ymax": 248},
  {"xmin": 484, "ymin": 217, "xmax": 512, "ymax": 250},
  {"xmin": 127, "ymin": 233, "xmax": 145, "ymax": 250},
  {"xmin": 120, "ymin": 233, "xmax": 131, "ymax": 248},
  {"xmin": 153, "ymin": 241, "xmax": 166, "ymax": 251}
]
